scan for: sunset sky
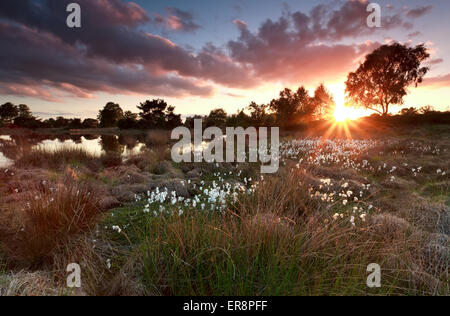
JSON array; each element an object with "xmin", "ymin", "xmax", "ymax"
[{"xmin": 0, "ymin": 0, "xmax": 449, "ymax": 119}]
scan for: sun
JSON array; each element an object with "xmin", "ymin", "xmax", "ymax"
[
  {"xmin": 333, "ymin": 106, "xmax": 352, "ymax": 122},
  {"xmin": 328, "ymin": 83, "xmax": 370, "ymax": 122}
]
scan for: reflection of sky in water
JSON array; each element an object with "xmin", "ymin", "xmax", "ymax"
[
  {"xmin": 0, "ymin": 135, "xmax": 13, "ymax": 167},
  {"xmin": 37, "ymin": 138, "xmax": 104, "ymax": 156},
  {"xmin": 0, "ymin": 135, "xmax": 148, "ymax": 168},
  {"xmin": 35, "ymin": 137, "xmax": 146, "ymax": 156},
  {"xmin": 0, "ymin": 152, "xmax": 12, "ymax": 168}
]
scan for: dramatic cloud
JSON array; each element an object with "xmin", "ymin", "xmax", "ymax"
[
  {"xmin": 226, "ymin": 0, "xmax": 433, "ymax": 86},
  {"xmin": 0, "ymin": 0, "xmax": 256, "ymax": 101},
  {"xmin": 0, "ymin": 22, "xmax": 213, "ymax": 99},
  {"xmin": 153, "ymin": 7, "xmax": 201, "ymax": 33},
  {"xmin": 0, "ymin": 0, "xmax": 436, "ymax": 101}
]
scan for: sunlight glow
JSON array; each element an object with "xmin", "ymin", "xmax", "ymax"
[{"xmin": 328, "ymin": 83, "xmax": 369, "ymax": 122}]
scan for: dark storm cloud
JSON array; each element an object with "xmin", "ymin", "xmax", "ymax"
[
  {"xmin": 0, "ymin": 0, "xmax": 434, "ymax": 101},
  {"xmin": 0, "ymin": 0, "xmax": 254, "ymax": 100},
  {"xmin": 0, "ymin": 22, "xmax": 213, "ymax": 99}
]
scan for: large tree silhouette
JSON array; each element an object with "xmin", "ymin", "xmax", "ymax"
[
  {"xmin": 345, "ymin": 43, "xmax": 429, "ymax": 116},
  {"xmin": 138, "ymin": 99, "xmax": 181, "ymax": 129},
  {"xmin": 98, "ymin": 102, "xmax": 124, "ymax": 127},
  {"xmin": 0, "ymin": 102, "xmax": 19, "ymax": 124}
]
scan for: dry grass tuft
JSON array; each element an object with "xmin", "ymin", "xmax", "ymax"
[{"xmin": 1, "ymin": 179, "xmax": 101, "ymax": 266}]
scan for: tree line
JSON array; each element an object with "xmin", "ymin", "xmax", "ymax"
[
  {"xmin": 0, "ymin": 83, "xmax": 335, "ymax": 130},
  {"xmin": 0, "ymin": 43, "xmax": 448, "ymax": 130}
]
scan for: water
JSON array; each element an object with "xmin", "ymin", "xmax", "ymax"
[{"xmin": 0, "ymin": 133, "xmax": 160, "ymax": 168}]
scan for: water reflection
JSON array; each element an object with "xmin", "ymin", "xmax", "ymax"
[{"xmin": 0, "ymin": 133, "xmax": 153, "ymax": 168}]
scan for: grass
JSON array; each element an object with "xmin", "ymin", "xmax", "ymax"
[
  {"xmin": 0, "ymin": 125, "xmax": 448, "ymax": 296},
  {"xmin": 13, "ymin": 146, "xmax": 126, "ymax": 171},
  {"xmin": 101, "ymin": 169, "xmax": 446, "ymax": 296},
  {"xmin": 14, "ymin": 147, "xmax": 96, "ymax": 169},
  {"xmin": 1, "ymin": 179, "xmax": 101, "ymax": 266}
]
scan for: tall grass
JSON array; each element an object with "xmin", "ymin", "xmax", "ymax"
[
  {"xmin": 1, "ymin": 179, "xmax": 101, "ymax": 266},
  {"xmin": 103, "ymin": 170, "xmax": 443, "ymax": 296},
  {"xmin": 14, "ymin": 146, "xmax": 124, "ymax": 170},
  {"xmin": 14, "ymin": 147, "xmax": 95, "ymax": 169}
]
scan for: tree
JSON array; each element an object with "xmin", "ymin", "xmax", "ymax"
[
  {"xmin": 137, "ymin": 99, "xmax": 181, "ymax": 129},
  {"xmin": 205, "ymin": 108, "xmax": 227, "ymax": 127},
  {"xmin": 14, "ymin": 116, "xmax": 42, "ymax": 129},
  {"xmin": 69, "ymin": 118, "xmax": 83, "ymax": 128},
  {"xmin": 124, "ymin": 111, "xmax": 138, "ymax": 121},
  {"xmin": 98, "ymin": 102, "xmax": 124, "ymax": 127},
  {"xmin": 227, "ymin": 109, "xmax": 251, "ymax": 128},
  {"xmin": 165, "ymin": 106, "xmax": 182, "ymax": 129},
  {"xmin": 269, "ymin": 87, "xmax": 312, "ymax": 127},
  {"xmin": 55, "ymin": 116, "xmax": 69, "ymax": 128},
  {"xmin": 185, "ymin": 115, "xmax": 204, "ymax": 128},
  {"xmin": 17, "ymin": 104, "xmax": 33, "ymax": 119},
  {"xmin": 0, "ymin": 102, "xmax": 19, "ymax": 124},
  {"xmin": 43, "ymin": 118, "xmax": 56, "ymax": 128},
  {"xmin": 82, "ymin": 118, "xmax": 99, "ymax": 129},
  {"xmin": 419, "ymin": 105, "xmax": 434, "ymax": 114},
  {"xmin": 117, "ymin": 111, "xmax": 139, "ymax": 129},
  {"xmin": 399, "ymin": 107, "xmax": 419, "ymax": 116},
  {"xmin": 346, "ymin": 43, "xmax": 429, "ymax": 116},
  {"xmin": 311, "ymin": 84, "xmax": 335, "ymax": 119},
  {"xmin": 247, "ymin": 102, "xmax": 269, "ymax": 127}
]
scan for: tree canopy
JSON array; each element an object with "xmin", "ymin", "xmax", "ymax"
[
  {"xmin": 345, "ymin": 43, "xmax": 429, "ymax": 116},
  {"xmin": 138, "ymin": 99, "xmax": 182, "ymax": 129},
  {"xmin": 0, "ymin": 102, "xmax": 19, "ymax": 124},
  {"xmin": 98, "ymin": 102, "xmax": 124, "ymax": 127}
]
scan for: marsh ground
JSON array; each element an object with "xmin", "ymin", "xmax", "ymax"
[{"xmin": 0, "ymin": 124, "xmax": 448, "ymax": 296}]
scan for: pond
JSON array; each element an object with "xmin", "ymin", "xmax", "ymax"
[{"xmin": 0, "ymin": 133, "xmax": 165, "ymax": 168}]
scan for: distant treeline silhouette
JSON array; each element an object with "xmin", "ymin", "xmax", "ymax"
[
  {"xmin": 1, "ymin": 99, "xmax": 449, "ymax": 131},
  {"xmin": 1, "ymin": 43, "xmax": 447, "ymax": 130},
  {"xmin": 0, "ymin": 82, "xmax": 336, "ymax": 130}
]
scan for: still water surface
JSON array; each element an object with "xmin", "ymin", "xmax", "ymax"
[{"xmin": 0, "ymin": 133, "xmax": 152, "ymax": 168}]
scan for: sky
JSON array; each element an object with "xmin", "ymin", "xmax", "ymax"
[{"xmin": 0, "ymin": 0, "xmax": 449, "ymax": 119}]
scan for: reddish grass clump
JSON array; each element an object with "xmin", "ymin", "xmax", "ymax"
[{"xmin": 2, "ymin": 179, "xmax": 101, "ymax": 266}]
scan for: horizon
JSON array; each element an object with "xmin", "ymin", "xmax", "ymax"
[{"xmin": 1, "ymin": 0, "xmax": 450, "ymax": 119}]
